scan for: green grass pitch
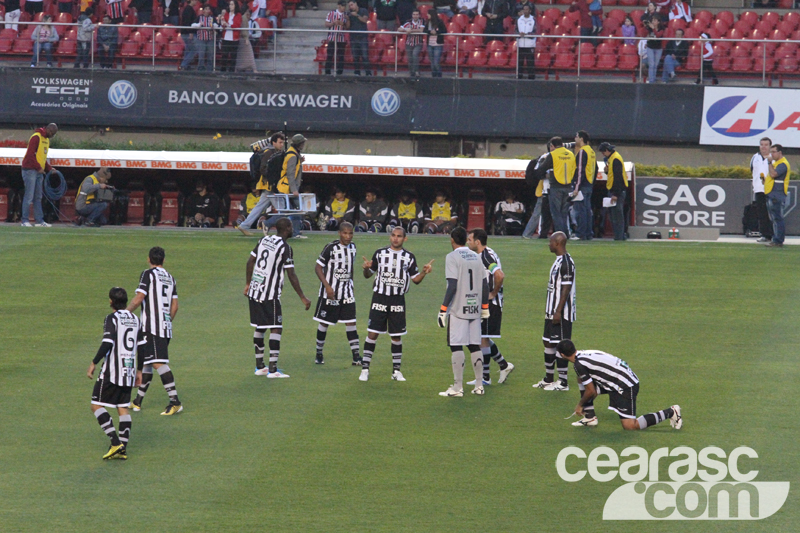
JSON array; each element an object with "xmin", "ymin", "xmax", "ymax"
[{"xmin": 1, "ymin": 227, "xmax": 798, "ymax": 532}]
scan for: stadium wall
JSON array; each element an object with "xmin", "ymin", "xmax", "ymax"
[{"xmin": 0, "ymin": 68, "xmax": 703, "ymax": 142}]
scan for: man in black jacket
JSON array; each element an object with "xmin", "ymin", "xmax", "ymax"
[
  {"xmin": 185, "ymin": 180, "xmax": 220, "ymax": 228},
  {"xmin": 482, "ymin": 0, "xmax": 508, "ymax": 41},
  {"xmin": 598, "ymin": 142, "xmax": 628, "ymax": 241},
  {"xmin": 661, "ymin": 28, "xmax": 689, "ymax": 82},
  {"xmin": 180, "ymin": 0, "xmax": 200, "ymax": 70}
]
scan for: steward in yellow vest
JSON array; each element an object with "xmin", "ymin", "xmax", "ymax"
[
  {"xmin": 763, "ymin": 144, "xmax": 791, "ymax": 247},
  {"xmin": 598, "ymin": 142, "xmax": 628, "ymax": 241}
]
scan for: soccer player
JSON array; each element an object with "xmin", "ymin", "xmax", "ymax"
[
  {"xmin": 88, "ymin": 287, "xmax": 142, "ymax": 460},
  {"xmin": 438, "ymin": 227, "xmax": 490, "ymax": 397},
  {"xmin": 313, "ymin": 221, "xmax": 361, "ymax": 366},
  {"xmin": 556, "ymin": 340, "xmax": 682, "ymax": 430},
  {"xmin": 533, "ymin": 231, "xmax": 575, "ymax": 392},
  {"xmin": 246, "ymin": 217, "xmax": 311, "ymax": 377},
  {"xmin": 359, "ymin": 226, "xmax": 433, "ymax": 382},
  {"xmin": 127, "ymin": 246, "xmax": 183, "ymax": 416},
  {"xmin": 466, "ymin": 228, "xmax": 515, "ymax": 386}
]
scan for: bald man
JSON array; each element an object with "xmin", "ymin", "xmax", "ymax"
[
  {"xmin": 533, "ymin": 231, "xmax": 577, "ymax": 391},
  {"xmin": 76, "ymin": 167, "xmax": 114, "ymax": 227}
]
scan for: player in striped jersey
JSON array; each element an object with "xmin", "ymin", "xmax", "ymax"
[
  {"xmin": 126, "ymin": 247, "xmax": 183, "ymax": 416},
  {"xmin": 466, "ymin": 229, "xmax": 515, "ymax": 386},
  {"xmin": 313, "ymin": 221, "xmax": 361, "ymax": 366},
  {"xmin": 534, "ymin": 232, "xmax": 576, "ymax": 392},
  {"xmin": 359, "ymin": 226, "xmax": 434, "ymax": 382},
  {"xmin": 87, "ymin": 287, "xmax": 143, "ymax": 460},
  {"xmin": 246, "ymin": 218, "xmax": 311, "ymax": 378},
  {"xmin": 556, "ymin": 340, "xmax": 682, "ymax": 430}
]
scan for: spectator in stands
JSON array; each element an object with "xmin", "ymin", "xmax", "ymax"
[
  {"xmin": 24, "ymin": 0, "xmax": 43, "ymax": 16},
  {"xmin": 299, "ymin": 0, "xmax": 319, "ymax": 11},
  {"xmin": 661, "ymin": 28, "xmax": 687, "ymax": 82},
  {"xmin": 388, "ymin": 189, "xmax": 423, "ymax": 233},
  {"xmin": 57, "ymin": 0, "xmax": 73, "ymax": 14},
  {"xmin": 358, "ymin": 188, "xmax": 388, "ymax": 232},
  {"xmin": 185, "ymin": 180, "xmax": 220, "ymax": 228},
  {"xmin": 433, "ymin": 0, "xmax": 456, "ymax": 19},
  {"xmin": 482, "ymin": 0, "xmax": 508, "ymax": 41},
  {"xmin": 424, "ymin": 190, "xmax": 457, "ymax": 234},
  {"xmin": 218, "ymin": 2, "xmax": 242, "ymax": 72},
  {"xmin": 597, "ymin": 142, "xmax": 627, "ymax": 240},
  {"xmin": 457, "ymin": 0, "xmax": 478, "ymax": 21},
  {"xmin": 425, "ymin": 10, "xmax": 447, "ymax": 77},
  {"xmin": 397, "ymin": 0, "xmax": 415, "ymax": 24},
  {"xmin": 495, "ymin": 191, "xmax": 525, "ymax": 235},
  {"xmin": 516, "ymin": 3, "xmax": 535, "ymax": 80},
  {"xmin": 20, "ymin": 123, "xmax": 57, "ymax": 228},
  {"xmin": 97, "ymin": 16, "xmax": 118, "ymax": 69},
  {"xmin": 264, "ymin": 0, "xmax": 282, "ymax": 34},
  {"xmin": 752, "ymin": 0, "xmax": 776, "ymax": 7},
  {"xmin": 513, "ymin": 0, "xmax": 535, "ymax": 21},
  {"xmin": 621, "ymin": 16, "xmax": 636, "ymax": 46},
  {"xmin": 569, "ymin": 0, "xmax": 592, "ymax": 41},
  {"xmin": 74, "ymin": 8, "xmax": 95, "ymax": 69},
  {"xmin": 106, "ymin": 0, "xmax": 126, "ymax": 23},
  {"xmin": 75, "ymin": 168, "xmax": 113, "ymax": 227},
  {"xmin": 180, "ymin": 0, "xmax": 200, "ymax": 71},
  {"xmin": 30, "ymin": 15, "xmax": 58, "ymax": 68},
  {"xmin": 694, "ymin": 32, "xmax": 718, "ymax": 85},
  {"xmin": 589, "ymin": 0, "xmax": 602, "ymax": 36},
  {"xmin": 322, "ymin": 187, "xmax": 356, "ymax": 230},
  {"xmin": 348, "ymin": 0, "xmax": 371, "ymax": 75},
  {"xmin": 641, "ymin": 2, "xmax": 666, "ymax": 28},
  {"xmin": 161, "ymin": 0, "xmax": 181, "ymax": 25},
  {"xmin": 3, "ymin": 0, "xmax": 22, "ymax": 31},
  {"xmin": 236, "ymin": 6, "xmax": 257, "ymax": 71},
  {"xmin": 644, "ymin": 16, "xmax": 663, "ymax": 83},
  {"xmin": 193, "ymin": 4, "xmax": 219, "ymax": 70},
  {"xmin": 247, "ymin": 8, "xmax": 262, "ymax": 50},
  {"xmin": 324, "ymin": 0, "xmax": 349, "ymax": 76},
  {"xmin": 255, "ymin": 0, "xmax": 266, "ymax": 18},
  {"xmin": 375, "ymin": 0, "xmax": 398, "ymax": 31},
  {"xmin": 401, "ymin": 8, "xmax": 425, "ymax": 77},
  {"xmin": 131, "ymin": 0, "xmax": 154, "ymax": 24},
  {"xmin": 668, "ymin": 0, "xmax": 691, "ymax": 24}
]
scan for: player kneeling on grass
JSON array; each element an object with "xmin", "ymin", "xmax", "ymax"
[
  {"xmin": 555, "ymin": 340, "xmax": 682, "ymax": 430},
  {"xmin": 313, "ymin": 222, "xmax": 362, "ymax": 366},
  {"xmin": 439, "ymin": 227, "xmax": 491, "ymax": 397},
  {"xmin": 246, "ymin": 217, "xmax": 311, "ymax": 378},
  {"xmin": 88, "ymin": 287, "xmax": 143, "ymax": 460}
]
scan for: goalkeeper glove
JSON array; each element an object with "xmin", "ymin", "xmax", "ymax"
[
  {"xmin": 481, "ymin": 304, "xmax": 490, "ymax": 320},
  {"xmin": 438, "ymin": 305, "xmax": 448, "ymax": 328}
]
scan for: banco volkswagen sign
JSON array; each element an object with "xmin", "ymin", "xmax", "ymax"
[
  {"xmin": 371, "ymin": 88, "xmax": 400, "ymax": 117},
  {"xmin": 108, "ymin": 80, "xmax": 138, "ymax": 109}
]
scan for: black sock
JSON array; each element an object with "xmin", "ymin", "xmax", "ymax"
[
  {"xmin": 158, "ymin": 365, "xmax": 179, "ymax": 404},
  {"xmin": 637, "ymin": 408, "xmax": 674, "ymax": 429},
  {"xmin": 268, "ymin": 332, "xmax": 281, "ymax": 373},
  {"xmin": 362, "ymin": 338, "xmax": 375, "ymax": 369},
  {"xmin": 346, "ymin": 325, "xmax": 360, "ymax": 360},
  {"xmin": 557, "ymin": 358, "xmax": 569, "ymax": 384},
  {"xmin": 316, "ymin": 324, "xmax": 328, "ymax": 357},
  {"xmin": 391, "ymin": 339, "xmax": 402, "ymax": 371},
  {"xmin": 118, "ymin": 414, "xmax": 131, "ymax": 446},
  {"xmin": 481, "ymin": 346, "xmax": 491, "ymax": 380},
  {"xmin": 94, "ymin": 408, "xmax": 120, "ymax": 446},
  {"xmin": 544, "ymin": 347, "xmax": 556, "ymax": 382},
  {"xmin": 254, "ymin": 330, "xmax": 265, "ymax": 369},
  {"xmin": 489, "ymin": 341, "xmax": 508, "ymax": 370},
  {"xmin": 135, "ymin": 371, "xmax": 153, "ymax": 405}
]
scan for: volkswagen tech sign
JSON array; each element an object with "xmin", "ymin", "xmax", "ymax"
[
  {"xmin": 371, "ymin": 88, "xmax": 400, "ymax": 117},
  {"xmin": 700, "ymin": 87, "xmax": 800, "ymax": 147},
  {"xmin": 108, "ymin": 80, "xmax": 138, "ymax": 109}
]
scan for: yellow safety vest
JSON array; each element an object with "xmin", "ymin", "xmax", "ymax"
[
  {"xmin": 329, "ymin": 198, "xmax": 350, "ymax": 218},
  {"xmin": 397, "ymin": 202, "xmax": 417, "ymax": 220},
  {"xmin": 551, "ymin": 147, "xmax": 576, "ymax": 185},
  {"xmin": 244, "ymin": 192, "xmax": 259, "ymax": 213},
  {"xmin": 278, "ymin": 147, "xmax": 300, "ymax": 194},
  {"xmin": 78, "ymin": 174, "xmax": 99, "ymax": 203},
  {"xmin": 765, "ymin": 157, "xmax": 791, "ymax": 195},
  {"xmin": 580, "ymin": 145, "xmax": 596, "ymax": 184},
  {"xmin": 430, "ymin": 201, "xmax": 452, "ymax": 220},
  {"xmin": 30, "ymin": 131, "xmax": 49, "ymax": 170},
  {"xmin": 606, "ymin": 151, "xmax": 628, "ymax": 190},
  {"xmin": 535, "ymin": 181, "xmax": 544, "ymax": 197}
]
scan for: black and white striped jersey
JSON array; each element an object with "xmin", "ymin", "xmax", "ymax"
[
  {"xmin": 100, "ymin": 310, "xmax": 143, "ymax": 387},
  {"xmin": 248, "ymin": 235, "xmax": 294, "ymax": 302},
  {"xmin": 573, "ymin": 350, "xmax": 639, "ymax": 394},
  {"xmin": 136, "ymin": 267, "xmax": 178, "ymax": 338},
  {"xmin": 545, "ymin": 253, "xmax": 576, "ymax": 321},
  {"xmin": 316, "ymin": 240, "xmax": 356, "ymax": 300},
  {"xmin": 480, "ymin": 247, "xmax": 504, "ymax": 308},
  {"xmin": 367, "ymin": 247, "xmax": 420, "ymax": 296}
]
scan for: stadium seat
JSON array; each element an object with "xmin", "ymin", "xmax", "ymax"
[
  {"xmin": 596, "ymin": 53, "xmax": 617, "ymax": 69},
  {"xmin": 0, "ymin": 28, "xmax": 17, "ymax": 39},
  {"xmin": 712, "ymin": 47, "xmax": 731, "ymax": 71},
  {"xmin": 596, "ymin": 42, "xmax": 615, "ymax": 55},
  {"xmin": 754, "ymin": 20, "xmax": 773, "ymax": 35},
  {"xmin": 444, "ymin": 49, "xmax": 466, "ymax": 65},
  {"xmin": 486, "ymin": 40, "xmax": 505, "ymax": 53},
  {"xmin": 769, "ymin": 29, "xmax": 787, "ymax": 42},
  {"xmin": 117, "ymin": 26, "xmax": 131, "ymax": 41},
  {"xmin": 715, "ymin": 11, "xmax": 734, "ymax": 26},
  {"xmin": 163, "ymin": 41, "xmax": 183, "ymax": 58},
  {"xmin": 579, "ymin": 51, "xmax": 595, "ymax": 68},
  {"xmin": 535, "ymin": 50, "xmax": 552, "ymax": 68},
  {"xmin": 418, "ymin": 5, "xmax": 430, "ymax": 18},
  {"xmin": 629, "ymin": 10, "xmax": 644, "ymax": 26},
  {"xmin": 617, "ymin": 52, "xmax": 638, "ymax": 69},
  {"xmin": 739, "ymin": 11, "xmax": 759, "ymax": 28},
  {"xmin": 603, "ymin": 17, "xmax": 621, "ymax": 34},
  {"xmin": 777, "ymin": 0, "xmax": 793, "ymax": 7},
  {"xmin": 33, "ymin": 12, "xmax": 45, "ymax": 22},
  {"xmin": 668, "ymin": 19, "xmax": 686, "ymax": 32},
  {"xmin": 727, "ymin": 28, "xmax": 746, "ymax": 41},
  {"xmin": 472, "ymin": 15, "xmax": 487, "ymax": 31},
  {"xmin": 461, "ymin": 38, "xmax": 480, "ymax": 53},
  {"xmin": 763, "ymin": 12, "xmax": 780, "ymax": 28},
  {"xmin": 315, "ymin": 43, "xmax": 327, "ymax": 62},
  {"xmin": 777, "ymin": 20, "xmax": 796, "ymax": 37},
  {"xmin": 777, "ymin": 56, "xmax": 798, "ymax": 72},
  {"xmin": 553, "ymin": 49, "xmax": 575, "ymax": 69},
  {"xmin": 0, "ymin": 39, "xmax": 13, "ymax": 53},
  {"xmin": 784, "ymin": 12, "xmax": 800, "ymax": 30},
  {"xmin": 618, "ymin": 0, "xmax": 637, "ymax": 6},
  {"xmin": 374, "ymin": 30, "xmax": 394, "ymax": 48},
  {"xmin": 54, "ymin": 39, "xmax": 76, "ymax": 57},
  {"xmin": 130, "ymin": 31, "xmax": 145, "ymax": 44},
  {"xmin": 487, "ymin": 50, "xmax": 508, "ymax": 66},
  {"xmin": 366, "ymin": 20, "xmax": 376, "ymax": 32},
  {"xmin": 160, "ymin": 26, "xmax": 178, "ymax": 40},
  {"xmin": 688, "ymin": 19, "xmax": 707, "ymax": 34},
  {"xmin": 695, "ymin": 10, "xmax": 713, "ymax": 25},
  {"xmin": 120, "ymin": 41, "xmax": 140, "ymax": 57},
  {"xmin": 12, "ymin": 39, "xmax": 32, "ymax": 53},
  {"xmin": 750, "ymin": 28, "xmax": 768, "ymax": 41},
  {"xmin": 608, "ymin": 9, "xmax": 626, "ymax": 24},
  {"xmin": 543, "ymin": 8, "xmax": 561, "ymax": 22},
  {"xmin": 753, "ymin": 49, "xmax": 776, "ymax": 72},
  {"xmin": 774, "ymin": 44, "xmax": 796, "ymax": 59},
  {"xmin": 56, "ymin": 13, "xmax": 71, "ymax": 24},
  {"xmin": 792, "ymin": 30, "xmax": 800, "ymax": 41},
  {"xmin": 731, "ymin": 55, "xmax": 752, "ymax": 72},
  {"xmin": 452, "ymin": 14, "xmax": 469, "ymax": 31},
  {"xmin": 380, "ymin": 47, "xmax": 398, "ymax": 64}
]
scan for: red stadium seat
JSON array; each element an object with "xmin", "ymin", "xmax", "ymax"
[
  {"xmin": 154, "ymin": 32, "xmax": 169, "ymax": 48},
  {"xmin": 119, "ymin": 41, "xmax": 140, "ymax": 56},
  {"xmin": 553, "ymin": 48, "xmax": 575, "ymax": 68},
  {"xmin": 762, "ymin": 12, "xmax": 780, "ymax": 29},
  {"xmin": 539, "ymin": 17, "xmax": 554, "ymax": 35},
  {"xmin": 753, "ymin": 47, "xmax": 776, "ymax": 72},
  {"xmin": 777, "ymin": 0, "xmax": 792, "ymax": 7},
  {"xmin": 727, "ymin": 28, "xmax": 746, "ymax": 41},
  {"xmin": 618, "ymin": 0, "xmax": 637, "ymax": 6},
  {"xmin": 418, "ymin": 4, "xmax": 429, "ymax": 18},
  {"xmin": 56, "ymin": 13, "xmax": 71, "ymax": 24},
  {"xmin": 130, "ymin": 31, "xmax": 145, "ymax": 44},
  {"xmin": 116, "ymin": 26, "xmax": 131, "ymax": 41},
  {"xmin": 629, "ymin": 10, "xmax": 644, "ymax": 26},
  {"xmin": 452, "ymin": 13, "xmax": 469, "ymax": 31},
  {"xmin": 12, "ymin": 38, "xmax": 32, "ymax": 53},
  {"xmin": 487, "ymin": 50, "xmax": 508, "ymax": 66},
  {"xmin": 564, "ymin": 9, "xmax": 580, "ymax": 23},
  {"xmin": 472, "ymin": 15, "xmax": 487, "ymax": 31},
  {"xmin": 579, "ymin": 50, "xmax": 595, "ymax": 68},
  {"xmin": 1, "ymin": 28, "xmax": 17, "ymax": 39},
  {"xmin": 731, "ymin": 56, "xmax": 752, "ymax": 72},
  {"xmin": 712, "ymin": 47, "xmax": 731, "ymax": 71},
  {"xmin": 444, "ymin": 49, "xmax": 466, "ymax": 65},
  {"xmin": 739, "ymin": 11, "xmax": 758, "ymax": 28},
  {"xmin": 783, "ymin": 12, "xmax": 800, "ymax": 30},
  {"xmin": 486, "ymin": 39, "xmax": 505, "ymax": 53},
  {"xmin": 769, "ymin": 29, "xmax": 787, "ymax": 42},
  {"xmin": 447, "ymin": 21, "xmax": 459, "ymax": 34},
  {"xmin": 0, "ymin": 39, "xmax": 13, "ymax": 53},
  {"xmin": 374, "ymin": 30, "xmax": 394, "ymax": 47},
  {"xmin": 366, "ymin": 20, "xmax": 376, "ymax": 32},
  {"xmin": 777, "ymin": 56, "xmax": 798, "ymax": 72},
  {"xmin": 792, "ymin": 30, "xmax": 800, "ymax": 41},
  {"xmin": 368, "ymin": 44, "xmax": 381, "ymax": 64},
  {"xmin": 754, "ymin": 20, "xmax": 773, "ymax": 35},
  {"xmin": 688, "ymin": 19, "xmax": 707, "ymax": 33},
  {"xmin": 163, "ymin": 41, "xmax": 183, "ymax": 57},
  {"xmin": 603, "ymin": 17, "xmax": 621, "ymax": 33},
  {"xmin": 596, "ymin": 42, "xmax": 615, "ymax": 55},
  {"xmin": 595, "ymin": 53, "xmax": 617, "ymax": 69},
  {"xmin": 737, "ymin": 39, "xmax": 754, "ymax": 52},
  {"xmin": 54, "ymin": 39, "xmax": 76, "ymax": 56},
  {"xmin": 730, "ymin": 45, "xmax": 749, "ymax": 58},
  {"xmin": 750, "ymin": 29, "xmax": 768, "ymax": 41},
  {"xmin": 160, "ymin": 26, "xmax": 178, "ymax": 40},
  {"xmin": 543, "ymin": 8, "xmax": 561, "ymax": 22},
  {"xmin": 608, "ymin": 9, "xmax": 626, "ymax": 24},
  {"xmin": 777, "ymin": 20, "xmax": 796, "ymax": 37},
  {"xmin": 315, "ymin": 43, "xmax": 327, "ymax": 61},
  {"xmin": 668, "ymin": 19, "xmax": 686, "ymax": 32},
  {"xmin": 617, "ymin": 52, "xmax": 638, "ymax": 69},
  {"xmin": 774, "ymin": 44, "xmax": 796, "ymax": 59},
  {"xmin": 696, "ymin": 10, "xmax": 713, "ymax": 25},
  {"xmin": 33, "ymin": 12, "xmax": 45, "ymax": 22},
  {"xmin": 380, "ymin": 47, "xmax": 398, "ymax": 64},
  {"xmin": 620, "ymin": 43, "xmax": 637, "ymax": 55},
  {"xmin": 559, "ymin": 15, "xmax": 574, "ymax": 29},
  {"xmin": 535, "ymin": 50, "xmax": 552, "ymax": 68}
]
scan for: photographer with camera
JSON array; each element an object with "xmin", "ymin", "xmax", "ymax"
[{"xmin": 76, "ymin": 167, "xmax": 114, "ymax": 227}]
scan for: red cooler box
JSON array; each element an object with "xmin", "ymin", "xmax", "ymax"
[
  {"xmin": 466, "ymin": 188, "xmax": 486, "ymax": 230},
  {"xmin": 126, "ymin": 191, "xmax": 146, "ymax": 225},
  {"xmin": 228, "ymin": 194, "xmax": 244, "ymax": 226},
  {"xmin": 158, "ymin": 192, "xmax": 180, "ymax": 225}
]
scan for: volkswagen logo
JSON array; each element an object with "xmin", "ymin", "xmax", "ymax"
[
  {"xmin": 108, "ymin": 80, "xmax": 137, "ymax": 109},
  {"xmin": 371, "ymin": 88, "xmax": 400, "ymax": 117}
]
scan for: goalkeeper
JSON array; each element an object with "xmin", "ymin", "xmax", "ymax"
[{"xmin": 438, "ymin": 227, "xmax": 490, "ymax": 398}]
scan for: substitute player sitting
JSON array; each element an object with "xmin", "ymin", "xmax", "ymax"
[
  {"xmin": 246, "ymin": 217, "xmax": 311, "ymax": 378},
  {"xmin": 438, "ymin": 227, "xmax": 490, "ymax": 397},
  {"xmin": 87, "ymin": 287, "xmax": 143, "ymax": 460},
  {"xmin": 313, "ymin": 221, "xmax": 362, "ymax": 366},
  {"xmin": 556, "ymin": 340, "xmax": 682, "ymax": 430},
  {"xmin": 359, "ymin": 226, "xmax": 433, "ymax": 382}
]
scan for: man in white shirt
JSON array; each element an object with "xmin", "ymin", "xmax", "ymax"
[
  {"xmin": 668, "ymin": 0, "xmax": 691, "ymax": 23},
  {"xmin": 457, "ymin": 0, "xmax": 478, "ymax": 19},
  {"xmin": 750, "ymin": 137, "xmax": 773, "ymax": 242},
  {"xmin": 516, "ymin": 3, "xmax": 536, "ymax": 80}
]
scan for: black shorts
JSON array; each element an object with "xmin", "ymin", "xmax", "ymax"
[
  {"xmin": 481, "ymin": 303, "xmax": 502, "ymax": 338},
  {"xmin": 367, "ymin": 293, "xmax": 406, "ymax": 336},
  {"xmin": 92, "ymin": 377, "xmax": 132, "ymax": 408},
  {"xmin": 140, "ymin": 333, "xmax": 170, "ymax": 365},
  {"xmin": 543, "ymin": 319, "xmax": 572, "ymax": 344},
  {"xmin": 314, "ymin": 296, "xmax": 357, "ymax": 325},
  {"xmin": 249, "ymin": 298, "xmax": 283, "ymax": 329},
  {"xmin": 608, "ymin": 383, "xmax": 639, "ymax": 419}
]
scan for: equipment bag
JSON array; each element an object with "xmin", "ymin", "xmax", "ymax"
[
  {"xmin": 742, "ymin": 202, "xmax": 759, "ymax": 235},
  {"xmin": 265, "ymin": 151, "xmax": 288, "ymax": 191}
]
